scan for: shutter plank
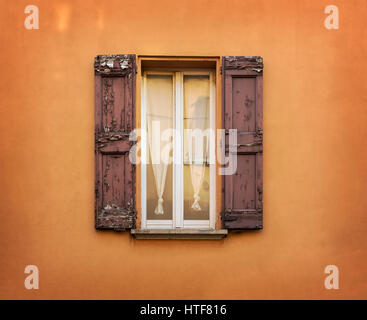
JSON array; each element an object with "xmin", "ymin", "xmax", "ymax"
[
  {"xmin": 94, "ymin": 54, "xmax": 136, "ymax": 231},
  {"xmin": 222, "ymin": 56, "xmax": 263, "ymax": 230}
]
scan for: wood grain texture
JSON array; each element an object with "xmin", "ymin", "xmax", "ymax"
[
  {"xmin": 222, "ymin": 56, "xmax": 263, "ymax": 230},
  {"xmin": 95, "ymin": 54, "xmax": 137, "ymax": 231}
]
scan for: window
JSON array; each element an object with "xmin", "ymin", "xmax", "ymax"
[
  {"xmin": 94, "ymin": 55, "xmax": 263, "ymax": 239},
  {"xmin": 141, "ymin": 70, "xmax": 216, "ymax": 229}
]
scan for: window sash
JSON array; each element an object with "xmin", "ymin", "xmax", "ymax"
[{"xmin": 141, "ymin": 70, "xmax": 216, "ymax": 230}]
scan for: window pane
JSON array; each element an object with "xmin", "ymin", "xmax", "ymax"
[
  {"xmin": 183, "ymin": 75, "xmax": 210, "ymax": 221},
  {"xmin": 146, "ymin": 75, "xmax": 173, "ymax": 220}
]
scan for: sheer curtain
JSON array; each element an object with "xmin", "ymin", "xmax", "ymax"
[
  {"xmin": 184, "ymin": 76, "xmax": 210, "ymax": 212},
  {"xmin": 146, "ymin": 75, "xmax": 173, "ymax": 215}
]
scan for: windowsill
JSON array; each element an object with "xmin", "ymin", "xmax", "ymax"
[{"xmin": 130, "ymin": 229, "xmax": 228, "ymax": 240}]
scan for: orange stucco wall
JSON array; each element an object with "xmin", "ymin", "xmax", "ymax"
[{"xmin": 1, "ymin": 0, "xmax": 366, "ymax": 299}]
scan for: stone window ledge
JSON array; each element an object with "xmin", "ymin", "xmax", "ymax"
[{"xmin": 131, "ymin": 229, "xmax": 228, "ymax": 240}]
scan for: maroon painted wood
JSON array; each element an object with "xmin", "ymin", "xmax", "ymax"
[
  {"xmin": 222, "ymin": 56, "xmax": 263, "ymax": 230},
  {"xmin": 94, "ymin": 54, "xmax": 136, "ymax": 231}
]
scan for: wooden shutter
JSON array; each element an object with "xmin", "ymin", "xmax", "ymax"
[
  {"xmin": 221, "ymin": 56, "xmax": 263, "ymax": 230},
  {"xmin": 94, "ymin": 54, "xmax": 137, "ymax": 230}
]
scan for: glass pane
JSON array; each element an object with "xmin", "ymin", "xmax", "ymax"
[
  {"xmin": 183, "ymin": 75, "xmax": 210, "ymax": 220},
  {"xmin": 146, "ymin": 74, "xmax": 173, "ymax": 220}
]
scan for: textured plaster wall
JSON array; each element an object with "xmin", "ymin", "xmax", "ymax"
[{"xmin": 0, "ymin": 0, "xmax": 366, "ymax": 299}]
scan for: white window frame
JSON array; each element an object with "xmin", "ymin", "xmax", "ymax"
[{"xmin": 141, "ymin": 70, "xmax": 216, "ymax": 230}]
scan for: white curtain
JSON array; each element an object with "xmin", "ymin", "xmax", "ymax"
[
  {"xmin": 148, "ymin": 119, "xmax": 170, "ymax": 215},
  {"xmin": 146, "ymin": 75, "xmax": 173, "ymax": 215},
  {"xmin": 186, "ymin": 95, "xmax": 209, "ymax": 211}
]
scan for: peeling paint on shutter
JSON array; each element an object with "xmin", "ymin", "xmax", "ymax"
[
  {"xmin": 94, "ymin": 54, "xmax": 137, "ymax": 231},
  {"xmin": 221, "ymin": 56, "xmax": 263, "ymax": 230}
]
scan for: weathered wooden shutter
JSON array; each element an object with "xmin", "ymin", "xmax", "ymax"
[
  {"xmin": 221, "ymin": 56, "xmax": 263, "ymax": 230},
  {"xmin": 94, "ymin": 54, "xmax": 137, "ymax": 230}
]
